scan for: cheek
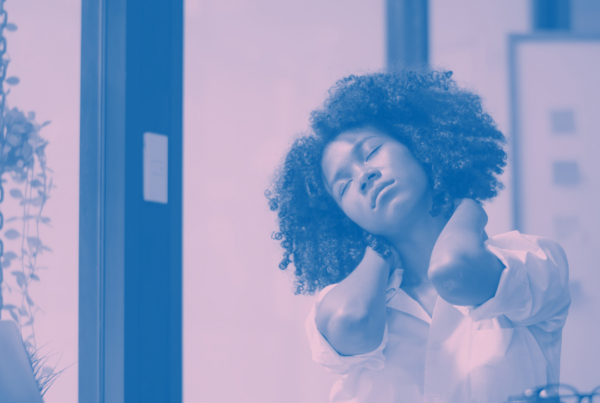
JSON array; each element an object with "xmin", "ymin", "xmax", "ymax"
[
  {"xmin": 341, "ymin": 199, "xmax": 387, "ymax": 234},
  {"xmin": 340, "ymin": 199, "xmax": 370, "ymax": 227},
  {"xmin": 392, "ymin": 158, "xmax": 428, "ymax": 192}
]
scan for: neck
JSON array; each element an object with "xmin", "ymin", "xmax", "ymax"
[{"xmin": 384, "ymin": 196, "xmax": 449, "ymax": 286}]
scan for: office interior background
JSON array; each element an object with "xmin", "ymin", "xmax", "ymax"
[{"xmin": 0, "ymin": 0, "xmax": 598, "ymax": 402}]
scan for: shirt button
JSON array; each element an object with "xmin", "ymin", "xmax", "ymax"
[
  {"xmin": 431, "ymin": 342, "xmax": 441, "ymax": 350},
  {"xmin": 432, "ymin": 397, "xmax": 440, "ymax": 403}
]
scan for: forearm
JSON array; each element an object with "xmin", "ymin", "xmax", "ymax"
[
  {"xmin": 431, "ymin": 199, "xmax": 487, "ymax": 265},
  {"xmin": 429, "ymin": 199, "xmax": 504, "ymax": 306},
  {"xmin": 315, "ymin": 247, "xmax": 392, "ymax": 355}
]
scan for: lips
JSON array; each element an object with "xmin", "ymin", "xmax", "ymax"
[{"xmin": 370, "ymin": 179, "xmax": 395, "ymax": 209}]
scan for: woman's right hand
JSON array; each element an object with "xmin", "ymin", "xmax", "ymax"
[{"xmin": 386, "ymin": 246, "xmax": 402, "ymax": 271}]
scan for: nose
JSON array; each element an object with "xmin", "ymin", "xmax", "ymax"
[{"xmin": 358, "ymin": 168, "xmax": 381, "ymax": 195}]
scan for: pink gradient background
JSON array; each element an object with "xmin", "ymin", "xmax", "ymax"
[
  {"xmin": 182, "ymin": 1, "xmax": 385, "ymax": 401},
  {"xmin": 181, "ymin": 0, "xmax": 522, "ymax": 402},
  {"xmin": 0, "ymin": 0, "xmax": 597, "ymax": 402}
]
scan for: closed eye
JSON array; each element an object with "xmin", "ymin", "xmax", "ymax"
[
  {"xmin": 366, "ymin": 145, "xmax": 382, "ymax": 161},
  {"xmin": 340, "ymin": 180, "xmax": 351, "ymax": 197}
]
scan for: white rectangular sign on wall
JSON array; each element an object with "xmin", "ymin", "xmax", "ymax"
[{"xmin": 143, "ymin": 132, "xmax": 168, "ymax": 204}]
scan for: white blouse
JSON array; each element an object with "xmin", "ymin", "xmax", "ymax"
[{"xmin": 305, "ymin": 231, "xmax": 571, "ymax": 403}]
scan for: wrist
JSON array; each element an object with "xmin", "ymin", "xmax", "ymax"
[{"xmin": 363, "ymin": 246, "xmax": 397, "ymax": 275}]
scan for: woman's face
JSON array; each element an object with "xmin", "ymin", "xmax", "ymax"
[{"xmin": 321, "ymin": 127, "xmax": 432, "ymax": 236}]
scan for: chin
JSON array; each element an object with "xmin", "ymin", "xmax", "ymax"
[{"xmin": 380, "ymin": 194, "xmax": 424, "ymax": 229}]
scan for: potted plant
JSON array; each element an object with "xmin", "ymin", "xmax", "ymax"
[
  {"xmin": 0, "ymin": 2, "xmax": 59, "ymax": 401},
  {"xmin": 0, "ymin": 320, "xmax": 43, "ymax": 402}
]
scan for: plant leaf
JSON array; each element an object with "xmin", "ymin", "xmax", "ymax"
[
  {"xmin": 4, "ymin": 217, "xmax": 19, "ymax": 223},
  {"xmin": 27, "ymin": 237, "xmax": 41, "ymax": 250},
  {"xmin": 3, "ymin": 251, "xmax": 18, "ymax": 260},
  {"xmin": 18, "ymin": 307, "xmax": 29, "ymax": 317},
  {"xmin": 9, "ymin": 309, "xmax": 18, "ymax": 322},
  {"xmin": 31, "ymin": 197, "xmax": 43, "ymax": 207},
  {"xmin": 5, "ymin": 23, "xmax": 17, "ymax": 31},
  {"xmin": 42, "ymin": 245, "xmax": 53, "ymax": 252},
  {"xmin": 26, "ymin": 295, "xmax": 35, "ymax": 306},
  {"xmin": 30, "ymin": 179, "xmax": 43, "ymax": 188},
  {"xmin": 2, "ymin": 304, "xmax": 18, "ymax": 310},
  {"xmin": 9, "ymin": 189, "xmax": 23, "ymax": 198},
  {"xmin": 11, "ymin": 270, "xmax": 25, "ymax": 280},
  {"xmin": 13, "ymin": 175, "xmax": 26, "ymax": 184},
  {"xmin": 5, "ymin": 76, "xmax": 20, "ymax": 85},
  {"xmin": 1, "ymin": 259, "xmax": 11, "ymax": 268},
  {"xmin": 6, "ymin": 133, "xmax": 20, "ymax": 146},
  {"xmin": 30, "ymin": 273, "xmax": 40, "ymax": 281},
  {"xmin": 11, "ymin": 271, "xmax": 25, "ymax": 288},
  {"xmin": 4, "ymin": 229, "xmax": 20, "ymax": 239}
]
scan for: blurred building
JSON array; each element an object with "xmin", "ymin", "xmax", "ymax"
[
  {"xmin": 408, "ymin": 0, "xmax": 600, "ymax": 390},
  {"xmin": 511, "ymin": 0, "xmax": 600, "ymax": 391}
]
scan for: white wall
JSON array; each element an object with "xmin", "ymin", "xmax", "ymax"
[
  {"xmin": 183, "ymin": 1, "xmax": 384, "ymax": 402},
  {"xmin": 430, "ymin": 0, "xmax": 600, "ymax": 391},
  {"xmin": 430, "ymin": 0, "xmax": 530, "ymax": 237}
]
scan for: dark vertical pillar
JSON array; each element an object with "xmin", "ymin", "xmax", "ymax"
[
  {"xmin": 387, "ymin": 0, "xmax": 429, "ymax": 71},
  {"xmin": 79, "ymin": 0, "xmax": 183, "ymax": 402},
  {"xmin": 533, "ymin": 0, "xmax": 571, "ymax": 30}
]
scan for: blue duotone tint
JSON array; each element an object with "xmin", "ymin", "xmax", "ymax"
[{"xmin": 79, "ymin": 1, "xmax": 183, "ymax": 402}]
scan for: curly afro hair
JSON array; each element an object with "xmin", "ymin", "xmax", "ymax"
[{"xmin": 266, "ymin": 70, "xmax": 507, "ymax": 295}]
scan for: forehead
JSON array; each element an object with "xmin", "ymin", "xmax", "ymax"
[
  {"xmin": 332, "ymin": 127, "xmax": 386, "ymax": 145},
  {"xmin": 321, "ymin": 128, "xmax": 390, "ymax": 188},
  {"xmin": 322, "ymin": 127, "xmax": 387, "ymax": 166}
]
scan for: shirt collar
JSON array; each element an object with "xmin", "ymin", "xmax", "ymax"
[
  {"xmin": 385, "ymin": 268, "xmax": 404, "ymax": 303},
  {"xmin": 385, "ymin": 268, "xmax": 433, "ymax": 324}
]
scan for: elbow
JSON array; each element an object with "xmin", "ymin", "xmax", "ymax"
[
  {"xmin": 429, "ymin": 251, "xmax": 504, "ymax": 306},
  {"xmin": 317, "ymin": 310, "xmax": 386, "ymax": 356},
  {"xmin": 428, "ymin": 266, "xmax": 475, "ymax": 306}
]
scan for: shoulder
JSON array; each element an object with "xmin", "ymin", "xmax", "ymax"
[
  {"xmin": 315, "ymin": 283, "xmax": 338, "ymax": 304},
  {"xmin": 463, "ymin": 230, "xmax": 571, "ymax": 327},
  {"xmin": 485, "ymin": 230, "xmax": 569, "ymax": 290},
  {"xmin": 486, "ymin": 230, "xmax": 568, "ymax": 267}
]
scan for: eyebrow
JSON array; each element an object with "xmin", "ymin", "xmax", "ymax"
[{"xmin": 328, "ymin": 135, "xmax": 378, "ymax": 190}]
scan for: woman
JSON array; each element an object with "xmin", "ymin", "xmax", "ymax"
[{"xmin": 267, "ymin": 70, "xmax": 570, "ymax": 403}]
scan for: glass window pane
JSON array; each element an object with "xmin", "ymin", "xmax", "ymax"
[{"xmin": 0, "ymin": 1, "xmax": 80, "ymax": 402}]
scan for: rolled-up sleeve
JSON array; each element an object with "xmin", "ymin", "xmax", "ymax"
[
  {"xmin": 455, "ymin": 230, "xmax": 571, "ymax": 332},
  {"xmin": 304, "ymin": 284, "xmax": 388, "ymax": 375}
]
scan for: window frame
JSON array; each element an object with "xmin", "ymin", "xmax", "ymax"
[{"xmin": 79, "ymin": 1, "xmax": 183, "ymax": 402}]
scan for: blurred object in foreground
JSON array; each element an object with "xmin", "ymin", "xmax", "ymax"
[
  {"xmin": 507, "ymin": 383, "xmax": 600, "ymax": 402},
  {"xmin": 0, "ymin": 320, "xmax": 43, "ymax": 403}
]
